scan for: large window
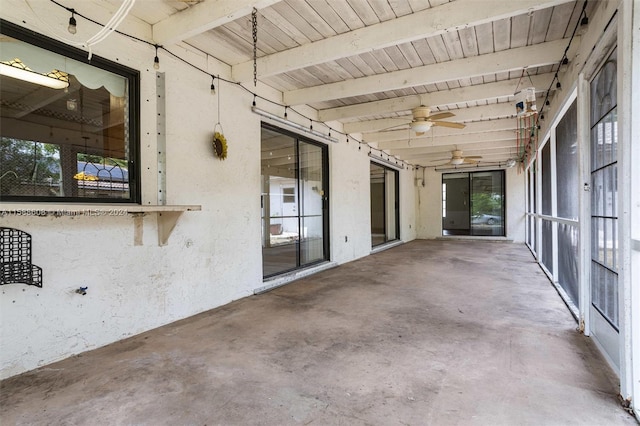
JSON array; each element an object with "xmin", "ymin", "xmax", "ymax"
[
  {"xmin": 261, "ymin": 124, "xmax": 329, "ymax": 278},
  {"xmin": 0, "ymin": 21, "xmax": 139, "ymax": 202}
]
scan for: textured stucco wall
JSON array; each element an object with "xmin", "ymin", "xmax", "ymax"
[{"xmin": 0, "ymin": 1, "xmax": 417, "ymax": 379}]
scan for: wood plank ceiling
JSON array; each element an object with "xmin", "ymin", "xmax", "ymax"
[{"xmin": 123, "ymin": 0, "xmax": 594, "ymax": 168}]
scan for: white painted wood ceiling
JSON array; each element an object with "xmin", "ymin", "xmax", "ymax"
[{"xmin": 120, "ymin": 0, "xmax": 595, "ymax": 168}]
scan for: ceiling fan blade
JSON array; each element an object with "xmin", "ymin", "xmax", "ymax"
[
  {"xmin": 429, "ymin": 157, "xmax": 452, "ymax": 162},
  {"xmin": 426, "ymin": 112, "xmax": 455, "ymax": 121},
  {"xmin": 463, "ymin": 158, "xmax": 480, "ymax": 164},
  {"xmin": 465, "ymin": 156, "xmax": 483, "ymax": 159},
  {"xmin": 432, "ymin": 121, "xmax": 466, "ymax": 129}
]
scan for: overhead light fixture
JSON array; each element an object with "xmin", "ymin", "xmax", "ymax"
[
  {"xmin": 0, "ymin": 59, "xmax": 69, "ymax": 89},
  {"xmin": 410, "ymin": 120, "xmax": 433, "ymax": 133},
  {"xmin": 506, "ymin": 158, "xmax": 517, "ymax": 168}
]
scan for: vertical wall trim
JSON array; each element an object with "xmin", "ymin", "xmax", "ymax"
[
  {"xmin": 618, "ymin": 0, "xmax": 635, "ymax": 405},
  {"xmin": 577, "ymin": 73, "xmax": 591, "ymax": 336},
  {"xmin": 550, "ymin": 127, "xmax": 559, "ymax": 281},
  {"xmin": 156, "ymin": 72, "xmax": 167, "ymax": 205},
  {"xmin": 627, "ymin": 0, "xmax": 640, "ymax": 417}
]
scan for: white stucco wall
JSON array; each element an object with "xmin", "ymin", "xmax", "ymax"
[
  {"xmin": 329, "ymin": 141, "xmax": 372, "ymax": 263},
  {"xmin": 0, "ymin": 2, "xmax": 417, "ymax": 379},
  {"xmin": 415, "ymin": 168, "xmax": 443, "ymax": 239},
  {"xmin": 505, "ymin": 167, "xmax": 526, "ymax": 243}
]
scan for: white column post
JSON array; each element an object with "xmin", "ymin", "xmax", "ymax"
[{"xmin": 577, "ymin": 73, "xmax": 591, "ymax": 336}]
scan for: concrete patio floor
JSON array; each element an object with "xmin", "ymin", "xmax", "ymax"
[{"xmin": 1, "ymin": 240, "xmax": 635, "ymax": 425}]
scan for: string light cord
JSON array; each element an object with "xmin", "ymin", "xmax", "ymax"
[
  {"xmin": 536, "ymin": 0, "xmax": 588, "ymax": 128},
  {"xmin": 43, "ymin": 0, "xmax": 408, "ymax": 167},
  {"xmin": 26, "ymin": 0, "xmax": 136, "ymax": 59}
]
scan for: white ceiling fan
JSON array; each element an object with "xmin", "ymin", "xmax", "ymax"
[
  {"xmin": 409, "ymin": 106, "xmax": 466, "ymax": 135},
  {"xmin": 430, "ymin": 149, "xmax": 482, "ymax": 166}
]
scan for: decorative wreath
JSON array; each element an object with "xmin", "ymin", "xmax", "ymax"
[{"xmin": 213, "ymin": 130, "xmax": 228, "ymax": 160}]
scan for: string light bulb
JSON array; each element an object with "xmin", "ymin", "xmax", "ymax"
[
  {"xmin": 580, "ymin": 14, "xmax": 589, "ymax": 26},
  {"xmin": 556, "ymin": 81, "xmax": 562, "ymax": 90},
  {"xmin": 284, "ymin": 106, "xmax": 288, "ymax": 118},
  {"xmin": 153, "ymin": 45, "xmax": 160, "ymax": 70},
  {"xmin": 578, "ymin": 12, "xmax": 589, "ymax": 35},
  {"xmin": 68, "ymin": 10, "xmax": 77, "ymax": 34},
  {"xmin": 210, "ymin": 75, "xmax": 216, "ymax": 94},
  {"xmin": 252, "ymin": 95, "xmax": 256, "ymax": 107}
]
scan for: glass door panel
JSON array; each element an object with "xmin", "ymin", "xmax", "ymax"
[
  {"xmin": 370, "ymin": 163, "xmax": 385, "ymax": 246},
  {"xmin": 370, "ymin": 162, "xmax": 399, "ymax": 247},
  {"xmin": 261, "ymin": 124, "xmax": 329, "ymax": 278},
  {"xmin": 442, "ymin": 173, "xmax": 469, "ymax": 235},
  {"xmin": 470, "ymin": 171, "xmax": 505, "ymax": 236},
  {"xmin": 261, "ymin": 129, "xmax": 298, "ymax": 277},
  {"xmin": 299, "ymin": 141, "xmax": 325, "ymax": 265},
  {"xmin": 386, "ymin": 169, "xmax": 398, "ymax": 241}
]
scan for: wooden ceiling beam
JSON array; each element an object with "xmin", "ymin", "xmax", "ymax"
[
  {"xmin": 376, "ymin": 130, "xmax": 516, "ymax": 150},
  {"xmin": 152, "ymin": 0, "xmax": 281, "ymax": 46},
  {"xmin": 285, "ymin": 38, "xmax": 574, "ymax": 105},
  {"xmin": 322, "ymin": 73, "xmax": 554, "ymax": 122},
  {"xmin": 390, "ymin": 140, "xmax": 518, "ymax": 158},
  {"xmin": 232, "ymin": 0, "xmax": 573, "ymax": 82},
  {"xmin": 363, "ymin": 117, "xmax": 518, "ymax": 143}
]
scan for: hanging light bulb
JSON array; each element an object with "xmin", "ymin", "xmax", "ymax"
[
  {"xmin": 556, "ymin": 81, "xmax": 562, "ymax": 90},
  {"xmin": 210, "ymin": 75, "xmax": 216, "ymax": 94},
  {"xmin": 284, "ymin": 107, "xmax": 288, "ymax": 118},
  {"xmin": 68, "ymin": 10, "xmax": 77, "ymax": 35},
  {"xmin": 578, "ymin": 12, "xmax": 589, "ymax": 35},
  {"xmin": 153, "ymin": 45, "xmax": 160, "ymax": 70}
]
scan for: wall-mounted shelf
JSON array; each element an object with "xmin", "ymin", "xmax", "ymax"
[{"xmin": 0, "ymin": 204, "xmax": 201, "ymax": 246}]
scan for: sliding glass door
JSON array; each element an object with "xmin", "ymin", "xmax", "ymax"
[
  {"xmin": 442, "ymin": 171, "xmax": 505, "ymax": 236},
  {"xmin": 261, "ymin": 124, "xmax": 329, "ymax": 278},
  {"xmin": 370, "ymin": 162, "xmax": 399, "ymax": 247}
]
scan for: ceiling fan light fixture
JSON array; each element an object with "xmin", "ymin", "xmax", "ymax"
[
  {"xmin": 450, "ymin": 157, "xmax": 464, "ymax": 165},
  {"xmin": 410, "ymin": 120, "xmax": 433, "ymax": 133}
]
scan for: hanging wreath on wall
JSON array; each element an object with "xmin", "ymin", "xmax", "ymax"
[
  {"xmin": 213, "ymin": 125, "xmax": 228, "ymax": 160},
  {"xmin": 211, "ymin": 75, "xmax": 228, "ymax": 160}
]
